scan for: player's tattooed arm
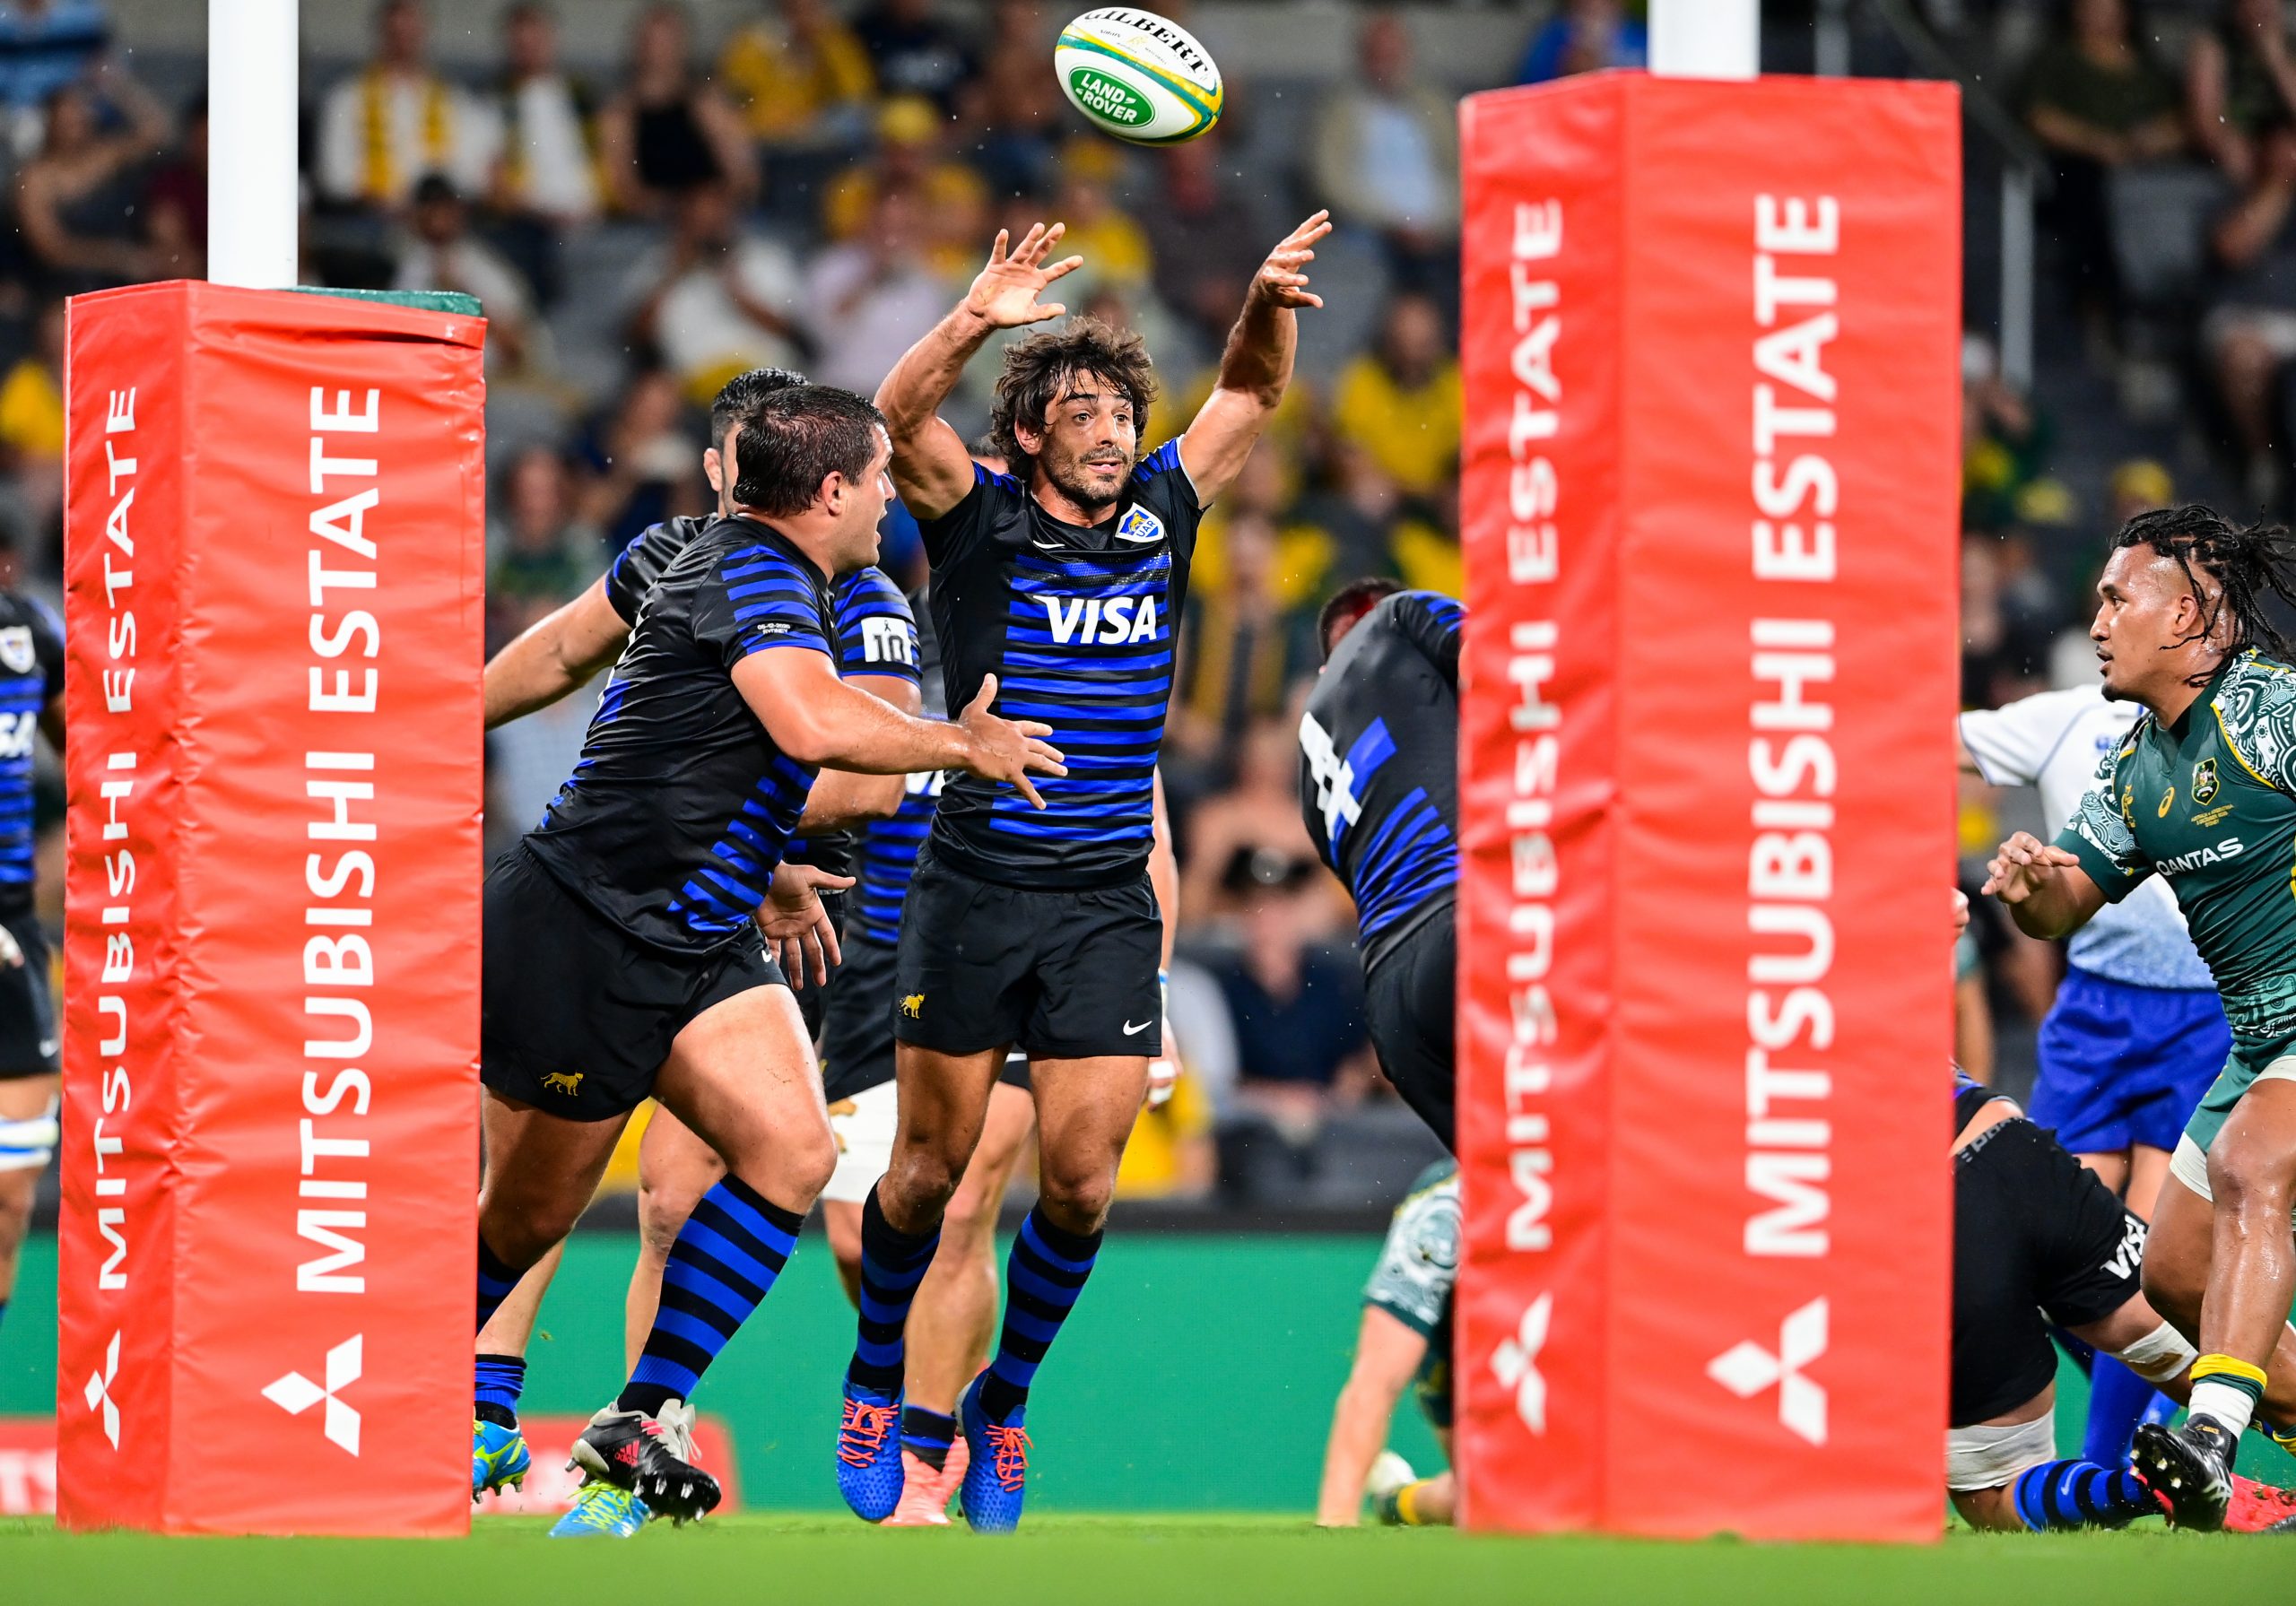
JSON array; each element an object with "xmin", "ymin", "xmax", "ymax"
[
  {"xmin": 482, "ymin": 577, "xmax": 631, "ymax": 728},
  {"xmin": 877, "ymin": 221, "xmax": 1083, "ymax": 519},
  {"xmin": 1179, "ymin": 211, "xmax": 1332, "ymax": 504},
  {"xmin": 733, "ymin": 650, "xmax": 1065, "ymax": 806}
]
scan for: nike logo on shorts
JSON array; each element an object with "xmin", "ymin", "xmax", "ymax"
[{"xmin": 1122, "ymin": 1019, "xmax": 1151, "ymax": 1035}]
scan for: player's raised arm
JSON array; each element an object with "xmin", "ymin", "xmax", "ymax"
[
  {"xmin": 1178, "ymin": 211, "xmax": 1332, "ymax": 504},
  {"xmin": 876, "ymin": 222, "xmax": 1084, "ymax": 519}
]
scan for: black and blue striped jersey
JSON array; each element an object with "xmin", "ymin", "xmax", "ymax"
[
  {"xmin": 604, "ymin": 516, "xmax": 706, "ymax": 625},
  {"xmin": 919, "ymin": 442, "xmax": 1200, "ymax": 889},
  {"xmin": 1299, "ymin": 590, "xmax": 1463, "ymax": 971},
  {"xmin": 525, "ymin": 516, "xmax": 835, "ymax": 953},
  {"xmin": 0, "ymin": 591, "xmax": 60, "ymax": 919},
  {"xmin": 782, "ymin": 566, "xmax": 921, "ymax": 881},
  {"xmin": 849, "ymin": 594, "xmax": 946, "ymax": 946}
]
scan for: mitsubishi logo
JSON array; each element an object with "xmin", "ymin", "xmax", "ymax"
[
  {"xmin": 82, "ymin": 1331, "xmax": 121, "ymax": 1448},
  {"xmin": 1490, "ymin": 1292, "xmax": 1552, "ymax": 1435},
  {"xmin": 1707, "ymin": 1297, "xmax": 1828, "ymax": 1445},
  {"xmin": 262, "ymin": 1334, "xmax": 362, "ymax": 1454}
]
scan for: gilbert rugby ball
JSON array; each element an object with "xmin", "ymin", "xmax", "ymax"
[{"xmin": 1056, "ymin": 8, "xmax": 1222, "ymax": 145}]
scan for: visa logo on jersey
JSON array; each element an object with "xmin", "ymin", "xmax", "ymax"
[
  {"xmin": 0, "ymin": 711, "xmax": 36, "ymax": 759},
  {"xmin": 1043, "ymin": 595, "xmax": 1161, "ymax": 646}
]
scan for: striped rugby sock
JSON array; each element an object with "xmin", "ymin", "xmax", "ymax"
[
  {"xmin": 977, "ymin": 1206, "xmax": 1102, "ymax": 1424},
  {"xmin": 901, "ymin": 1405, "xmax": 957, "ymax": 1471},
  {"xmin": 475, "ymin": 1237, "xmax": 521, "ymax": 1335},
  {"xmin": 474, "ymin": 1353, "xmax": 526, "ymax": 1428},
  {"xmin": 2013, "ymin": 1458, "xmax": 2160, "ymax": 1530},
  {"xmin": 848, "ymin": 1185, "xmax": 938, "ymax": 1399},
  {"xmin": 619, "ymin": 1176, "xmax": 802, "ymax": 1418}
]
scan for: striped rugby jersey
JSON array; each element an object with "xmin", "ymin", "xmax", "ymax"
[
  {"xmin": 780, "ymin": 567, "xmax": 922, "ymax": 881},
  {"xmin": 0, "ymin": 590, "xmax": 59, "ymax": 920},
  {"xmin": 525, "ymin": 516, "xmax": 836, "ymax": 952},
  {"xmin": 919, "ymin": 442, "xmax": 1200, "ymax": 889},
  {"xmin": 1298, "ymin": 590, "xmax": 1462, "ymax": 971},
  {"xmin": 848, "ymin": 592, "xmax": 946, "ymax": 946}
]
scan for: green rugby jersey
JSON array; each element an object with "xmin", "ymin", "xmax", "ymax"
[{"xmin": 2056, "ymin": 648, "xmax": 2296, "ymax": 1048}]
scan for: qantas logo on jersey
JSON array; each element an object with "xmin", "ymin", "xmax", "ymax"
[
  {"xmin": 2159, "ymin": 838, "xmax": 2245, "ymax": 873},
  {"xmin": 1043, "ymin": 595, "xmax": 1162, "ymax": 645}
]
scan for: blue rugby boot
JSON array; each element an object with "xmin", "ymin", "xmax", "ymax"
[
  {"xmin": 549, "ymin": 1480, "xmax": 650, "ymax": 1538},
  {"xmin": 472, "ymin": 1416, "xmax": 532, "ymax": 1498},
  {"xmin": 957, "ymin": 1372, "xmax": 1031, "ymax": 1534},
  {"xmin": 835, "ymin": 1376, "xmax": 904, "ymax": 1521}
]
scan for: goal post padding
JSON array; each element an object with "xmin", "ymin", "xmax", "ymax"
[
  {"xmin": 57, "ymin": 281, "xmax": 485, "ymax": 1534},
  {"xmin": 1456, "ymin": 73, "xmax": 1962, "ymax": 1541}
]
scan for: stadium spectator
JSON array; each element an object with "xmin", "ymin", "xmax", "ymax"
[
  {"xmin": 392, "ymin": 175, "xmax": 539, "ymax": 377},
  {"xmin": 1516, "ymin": 0, "xmax": 1648, "ymax": 84},
  {"xmin": 822, "ymin": 94, "xmax": 988, "ymax": 276},
  {"xmin": 0, "ymin": 0, "xmax": 109, "ymax": 150},
  {"xmin": 142, "ymin": 91, "xmax": 204, "ymax": 280},
  {"xmin": 2202, "ymin": 118, "xmax": 2296, "ymax": 501},
  {"xmin": 2185, "ymin": 0, "xmax": 2296, "ymax": 187},
  {"xmin": 0, "ymin": 298, "xmax": 63, "ymax": 551},
  {"xmin": 955, "ymin": 0, "xmax": 1065, "ymax": 196},
  {"xmin": 594, "ymin": 2, "xmax": 756, "ymax": 218},
  {"xmin": 2020, "ymin": 0, "xmax": 2184, "ymax": 324},
  {"xmin": 1047, "ymin": 138, "xmax": 1152, "ymax": 294},
  {"xmin": 804, "ymin": 184, "xmax": 950, "ymax": 395},
  {"xmin": 482, "ymin": 1, "xmax": 600, "ymax": 306},
  {"xmin": 853, "ymin": 0, "xmax": 975, "ymax": 116},
  {"xmin": 1178, "ymin": 717, "xmax": 1326, "ymax": 931},
  {"xmin": 1311, "ymin": 12, "xmax": 1458, "ymax": 291},
  {"xmin": 13, "ymin": 68, "xmax": 167, "ymax": 293},
  {"xmin": 1172, "ymin": 511, "xmax": 1322, "ymax": 781},
  {"xmin": 623, "ymin": 178, "xmax": 808, "ymax": 404},
  {"xmin": 1205, "ymin": 846, "xmax": 1376, "ymax": 1133},
  {"xmin": 488, "ymin": 446, "xmax": 594, "ymax": 643},
  {"xmin": 1145, "ymin": 127, "xmax": 1282, "ymax": 343},
  {"xmin": 572, "ymin": 366, "xmax": 708, "ymax": 555},
  {"xmin": 1332, "ymin": 292, "xmax": 1459, "ymax": 499},
  {"xmin": 1960, "ymin": 331, "xmax": 2053, "ymax": 532},
  {"xmin": 315, "ymin": 0, "xmax": 496, "ymax": 214},
  {"xmin": 719, "ymin": 0, "xmax": 876, "ymax": 152}
]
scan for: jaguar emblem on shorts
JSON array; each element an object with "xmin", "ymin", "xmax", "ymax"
[
  {"xmin": 0, "ymin": 627, "xmax": 31, "ymax": 674},
  {"xmin": 2192, "ymin": 757, "xmax": 2219, "ymax": 806},
  {"xmin": 541, "ymin": 1071, "xmax": 583, "ymax": 1096},
  {"xmin": 900, "ymin": 994, "xmax": 924, "ymax": 1020}
]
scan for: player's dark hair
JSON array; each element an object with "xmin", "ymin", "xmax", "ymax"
[
  {"xmin": 709, "ymin": 365, "xmax": 808, "ymax": 447},
  {"xmin": 728, "ymin": 385, "xmax": 885, "ymax": 517},
  {"xmin": 988, "ymin": 317, "xmax": 1157, "ymax": 474},
  {"xmin": 1318, "ymin": 577, "xmax": 1404, "ymax": 659},
  {"xmin": 2114, "ymin": 502, "xmax": 2296, "ymax": 677}
]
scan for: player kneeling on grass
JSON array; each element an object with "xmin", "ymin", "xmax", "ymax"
[{"xmin": 472, "ymin": 383, "xmax": 1062, "ymax": 1536}]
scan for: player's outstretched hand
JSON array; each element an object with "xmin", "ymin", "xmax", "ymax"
[
  {"xmin": 957, "ymin": 673, "xmax": 1066, "ymax": 809},
  {"xmin": 964, "ymin": 222, "xmax": 1085, "ymax": 330},
  {"xmin": 759, "ymin": 861, "xmax": 854, "ymax": 988},
  {"xmin": 1250, "ymin": 211, "xmax": 1333, "ymax": 311},
  {"xmin": 1980, "ymin": 831, "xmax": 2081, "ymax": 904}
]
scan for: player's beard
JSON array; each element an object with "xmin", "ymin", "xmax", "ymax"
[{"xmin": 1043, "ymin": 447, "xmax": 1134, "ymax": 517}]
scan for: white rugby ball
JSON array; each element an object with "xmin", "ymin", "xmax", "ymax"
[{"xmin": 1055, "ymin": 8, "xmax": 1222, "ymax": 146}]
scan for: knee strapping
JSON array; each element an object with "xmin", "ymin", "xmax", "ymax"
[{"xmin": 2117, "ymin": 1321, "xmax": 2200, "ymax": 1385}]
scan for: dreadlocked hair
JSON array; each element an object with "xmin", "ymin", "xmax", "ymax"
[
  {"xmin": 988, "ymin": 317, "xmax": 1157, "ymax": 475},
  {"xmin": 2114, "ymin": 503, "xmax": 2296, "ymax": 679}
]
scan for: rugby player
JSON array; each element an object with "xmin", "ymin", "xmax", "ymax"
[
  {"xmin": 473, "ymin": 383, "xmax": 1063, "ymax": 1529},
  {"xmin": 1959, "ymin": 675, "xmax": 2230, "ymax": 1468},
  {"xmin": 1986, "ymin": 504, "xmax": 2296, "ymax": 1526},
  {"xmin": 1314, "ymin": 1160, "xmax": 1457, "ymax": 1529},
  {"xmin": 1300, "ymin": 579, "xmax": 1461, "ymax": 1150},
  {"xmin": 839, "ymin": 212, "xmax": 1329, "ymax": 1531},
  {"xmin": 0, "ymin": 577, "xmax": 61, "ymax": 1351}
]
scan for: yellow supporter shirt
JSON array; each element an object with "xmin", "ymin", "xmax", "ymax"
[
  {"xmin": 1331, "ymin": 355, "xmax": 1461, "ymax": 495},
  {"xmin": 1116, "ymin": 1069, "xmax": 1213, "ymax": 1200},
  {"xmin": 0, "ymin": 360, "xmax": 63, "ymax": 460},
  {"xmin": 720, "ymin": 21, "xmax": 874, "ymax": 141}
]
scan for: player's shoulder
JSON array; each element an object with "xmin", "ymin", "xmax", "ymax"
[
  {"xmin": 2216, "ymin": 647, "xmax": 2296, "ymax": 713},
  {"xmin": 1376, "ymin": 588, "xmax": 1465, "ymax": 628},
  {"xmin": 835, "ymin": 564, "xmax": 913, "ymax": 619},
  {"xmin": 0, "ymin": 586, "xmax": 58, "ymax": 633}
]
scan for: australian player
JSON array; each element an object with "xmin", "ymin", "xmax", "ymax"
[
  {"xmin": 0, "ymin": 579, "xmax": 61, "ymax": 1352},
  {"xmin": 1300, "ymin": 579, "xmax": 1462, "ymax": 1150},
  {"xmin": 1986, "ymin": 504, "xmax": 2296, "ymax": 1526},
  {"xmin": 474, "ymin": 383, "xmax": 1063, "ymax": 1529},
  {"xmin": 1959, "ymin": 673, "xmax": 2230, "ymax": 1469},
  {"xmin": 839, "ymin": 212, "xmax": 1329, "ymax": 1531}
]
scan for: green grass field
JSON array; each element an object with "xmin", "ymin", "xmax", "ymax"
[{"xmin": 4, "ymin": 1512, "xmax": 2292, "ymax": 1605}]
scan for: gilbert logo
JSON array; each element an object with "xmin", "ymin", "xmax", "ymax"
[
  {"xmin": 83, "ymin": 1331, "xmax": 122, "ymax": 1448},
  {"xmin": 1707, "ymin": 1297, "xmax": 1828, "ymax": 1445},
  {"xmin": 262, "ymin": 1334, "xmax": 363, "ymax": 1454},
  {"xmin": 1490, "ymin": 1292, "xmax": 1551, "ymax": 1435}
]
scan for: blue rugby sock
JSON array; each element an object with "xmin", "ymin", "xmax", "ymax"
[
  {"xmin": 977, "ymin": 1207, "xmax": 1102, "ymax": 1424},
  {"xmin": 901, "ymin": 1405, "xmax": 957, "ymax": 1471},
  {"xmin": 474, "ymin": 1353, "xmax": 526, "ymax": 1428},
  {"xmin": 2013, "ymin": 1458, "xmax": 2161, "ymax": 1530},
  {"xmin": 620, "ymin": 1175, "xmax": 802, "ymax": 1418},
  {"xmin": 848, "ymin": 1185, "xmax": 937, "ymax": 1399},
  {"xmin": 0, "ymin": 1298, "xmax": 8, "ymax": 1338},
  {"xmin": 2082, "ymin": 1356, "xmax": 2169, "ymax": 1471},
  {"xmin": 475, "ymin": 1237, "xmax": 520, "ymax": 1335}
]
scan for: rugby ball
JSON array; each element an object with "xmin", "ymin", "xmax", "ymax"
[{"xmin": 1055, "ymin": 9, "xmax": 1222, "ymax": 145}]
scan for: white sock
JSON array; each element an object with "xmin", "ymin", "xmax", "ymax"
[{"xmin": 2187, "ymin": 1377, "xmax": 2259, "ymax": 1439}]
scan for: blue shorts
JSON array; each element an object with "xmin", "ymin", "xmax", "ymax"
[{"xmin": 2030, "ymin": 968, "xmax": 2230, "ymax": 1156}]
